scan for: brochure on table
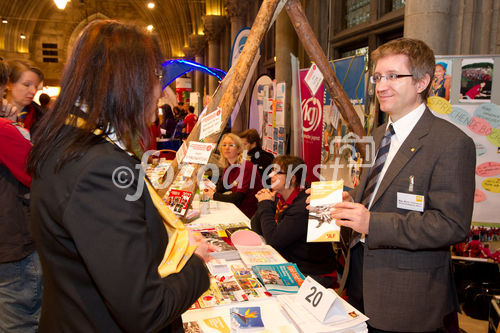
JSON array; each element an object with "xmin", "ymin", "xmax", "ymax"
[
  {"xmin": 278, "ymin": 277, "xmax": 368, "ymax": 332},
  {"xmin": 183, "ymin": 298, "xmax": 299, "ymax": 333}
]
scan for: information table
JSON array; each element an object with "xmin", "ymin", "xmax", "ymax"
[
  {"xmin": 183, "ymin": 201, "xmax": 299, "ymax": 332},
  {"xmin": 191, "ymin": 201, "xmax": 251, "ymax": 227},
  {"xmin": 182, "ymin": 201, "xmax": 368, "ymax": 332}
]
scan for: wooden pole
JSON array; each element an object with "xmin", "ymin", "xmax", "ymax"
[
  {"xmin": 158, "ymin": 0, "xmax": 282, "ymax": 196},
  {"xmin": 285, "ymin": 0, "xmax": 367, "ymax": 158}
]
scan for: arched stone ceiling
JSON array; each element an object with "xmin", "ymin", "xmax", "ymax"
[{"xmin": 0, "ymin": 0, "xmax": 219, "ymax": 59}]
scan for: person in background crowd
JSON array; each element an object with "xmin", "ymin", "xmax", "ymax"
[
  {"xmin": 176, "ymin": 101, "xmax": 187, "ymax": 119},
  {"xmin": 239, "ymin": 128, "xmax": 274, "ymax": 184},
  {"xmin": 5, "ymin": 59, "xmax": 44, "ymax": 135},
  {"xmin": 331, "ymin": 38, "xmax": 475, "ymax": 332},
  {"xmin": 204, "ymin": 133, "xmax": 263, "ymax": 218},
  {"xmin": 160, "ymin": 104, "xmax": 176, "ymax": 138},
  {"xmin": 38, "ymin": 93, "xmax": 51, "ymax": 115},
  {"xmin": 172, "ymin": 115, "xmax": 185, "ymax": 140},
  {"xmin": 0, "ymin": 57, "xmax": 42, "ymax": 333},
  {"xmin": 27, "ymin": 20, "xmax": 210, "ymax": 332},
  {"xmin": 172, "ymin": 105, "xmax": 182, "ymax": 120},
  {"xmin": 251, "ymin": 155, "xmax": 337, "ymax": 288},
  {"xmin": 184, "ymin": 105, "xmax": 198, "ymax": 137}
]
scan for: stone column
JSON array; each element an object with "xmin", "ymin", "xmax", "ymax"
[
  {"xmin": 225, "ymin": 0, "xmax": 249, "ymax": 45},
  {"xmin": 404, "ymin": 0, "xmax": 452, "ymax": 54},
  {"xmin": 203, "ymin": 15, "xmax": 226, "ymax": 94},
  {"xmin": 275, "ymin": 9, "xmax": 297, "ymax": 145},
  {"xmin": 188, "ymin": 34, "xmax": 207, "ymax": 95},
  {"xmin": 225, "ymin": 0, "xmax": 249, "ymax": 132}
]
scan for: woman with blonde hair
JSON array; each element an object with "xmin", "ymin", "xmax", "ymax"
[{"xmin": 205, "ymin": 133, "xmax": 263, "ymax": 218}]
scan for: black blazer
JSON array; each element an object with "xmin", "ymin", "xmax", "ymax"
[{"xmin": 30, "ymin": 137, "xmax": 209, "ymax": 333}]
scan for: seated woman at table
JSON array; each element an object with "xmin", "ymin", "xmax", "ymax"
[
  {"xmin": 251, "ymin": 155, "xmax": 337, "ymax": 288},
  {"xmin": 205, "ymin": 133, "xmax": 262, "ymax": 218}
]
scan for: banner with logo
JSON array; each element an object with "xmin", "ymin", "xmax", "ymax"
[{"xmin": 300, "ymin": 69, "xmax": 323, "ymax": 183}]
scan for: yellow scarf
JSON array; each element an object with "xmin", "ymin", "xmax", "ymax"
[{"xmin": 67, "ymin": 114, "xmax": 196, "ymax": 277}]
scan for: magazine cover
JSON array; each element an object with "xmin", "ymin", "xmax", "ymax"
[
  {"xmin": 165, "ymin": 189, "xmax": 193, "ymax": 217},
  {"xmin": 230, "ymin": 306, "xmax": 264, "ymax": 332},
  {"xmin": 236, "ymin": 245, "xmax": 287, "ymax": 267},
  {"xmin": 230, "ymin": 264, "xmax": 270, "ymax": 299},
  {"xmin": 307, "ymin": 180, "xmax": 344, "ymax": 242},
  {"xmin": 252, "ymin": 263, "xmax": 306, "ymax": 295}
]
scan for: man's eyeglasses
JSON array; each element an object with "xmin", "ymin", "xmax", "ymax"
[
  {"xmin": 221, "ymin": 143, "xmax": 237, "ymax": 148},
  {"xmin": 369, "ymin": 73, "xmax": 413, "ymax": 84}
]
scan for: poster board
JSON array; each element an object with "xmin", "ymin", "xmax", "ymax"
[
  {"xmin": 320, "ymin": 55, "xmax": 367, "ymax": 187},
  {"xmin": 428, "ymin": 55, "xmax": 500, "ymax": 224}
]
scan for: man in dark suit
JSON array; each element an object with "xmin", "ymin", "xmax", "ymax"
[{"xmin": 332, "ymin": 39, "xmax": 476, "ymax": 332}]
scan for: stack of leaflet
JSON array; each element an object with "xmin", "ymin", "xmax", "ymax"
[{"xmin": 277, "ymin": 293, "xmax": 368, "ymax": 333}]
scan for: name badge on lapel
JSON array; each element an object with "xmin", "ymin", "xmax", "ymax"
[{"xmin": 397, "ymin": 192, "xmax": 424, "ymax": 212}]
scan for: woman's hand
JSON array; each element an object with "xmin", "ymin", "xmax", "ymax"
[
  {"xmin": 255, "ymin": 188, "xmax": 275, "ymax": 202},
  {"xmin": 0, "ymin": 99, "xmax": 18, "ymax": 121},
  {"xmin": 189, "ymin": 230, "xmax": 218, "ymax": 263},
  {"xmin": 203, "ymin": 188, "xmax": 215, "ymax": 200}
]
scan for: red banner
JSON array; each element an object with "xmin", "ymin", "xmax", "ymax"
[{"xmin": 299, "ymin": 69, "xmax": 323, "ymax": 183}]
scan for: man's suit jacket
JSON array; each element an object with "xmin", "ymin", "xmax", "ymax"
[
  {"xmin": 340, "ymin": 108, "xmax": 475, "ymax": 332},
  {"xmin": 30, "ymin": 136, "xmax": 210, "ymax": 332}
]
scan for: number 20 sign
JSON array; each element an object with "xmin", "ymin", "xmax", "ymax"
[{"xmin": 296, "ymin": 276, "xmax": 342, "ymax": 323}]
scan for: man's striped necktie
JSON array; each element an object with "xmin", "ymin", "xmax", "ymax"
[
  {"xmin": 339, "ymin": 124, "xmax": 396, "ymax": 256},
  {"xmin": 360, "ymin": 124, "xmax": 395, "ymax": 208}
]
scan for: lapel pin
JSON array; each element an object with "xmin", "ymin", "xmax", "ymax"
[{"xmin": 410, "ymin": 148, "xmax": 415, "ymax": 152}]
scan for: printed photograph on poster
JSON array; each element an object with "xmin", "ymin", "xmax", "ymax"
[
  {"xmin": 460, "ymin": 58, "xmax": 494, "ymax": 102},
  {"xmin": 273, "ymin": 127, "xmax": 278, "ymax": 141},
  {"xmin": 429, "ymin": 59, "xmax": 452, "ymax": 101}
]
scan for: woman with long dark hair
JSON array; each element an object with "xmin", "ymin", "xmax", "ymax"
[{"xmin": 28, "ymin": 20, "xmax": 210, "ymax": 332}]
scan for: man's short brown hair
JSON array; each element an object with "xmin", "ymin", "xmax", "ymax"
[
  {"xmin": 371, "ymin": 38, "xmax": 435, "ymax": 100},
  {"xmin": 239, "ymin": 128, "xmax": 261, "ymax": 148}
]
